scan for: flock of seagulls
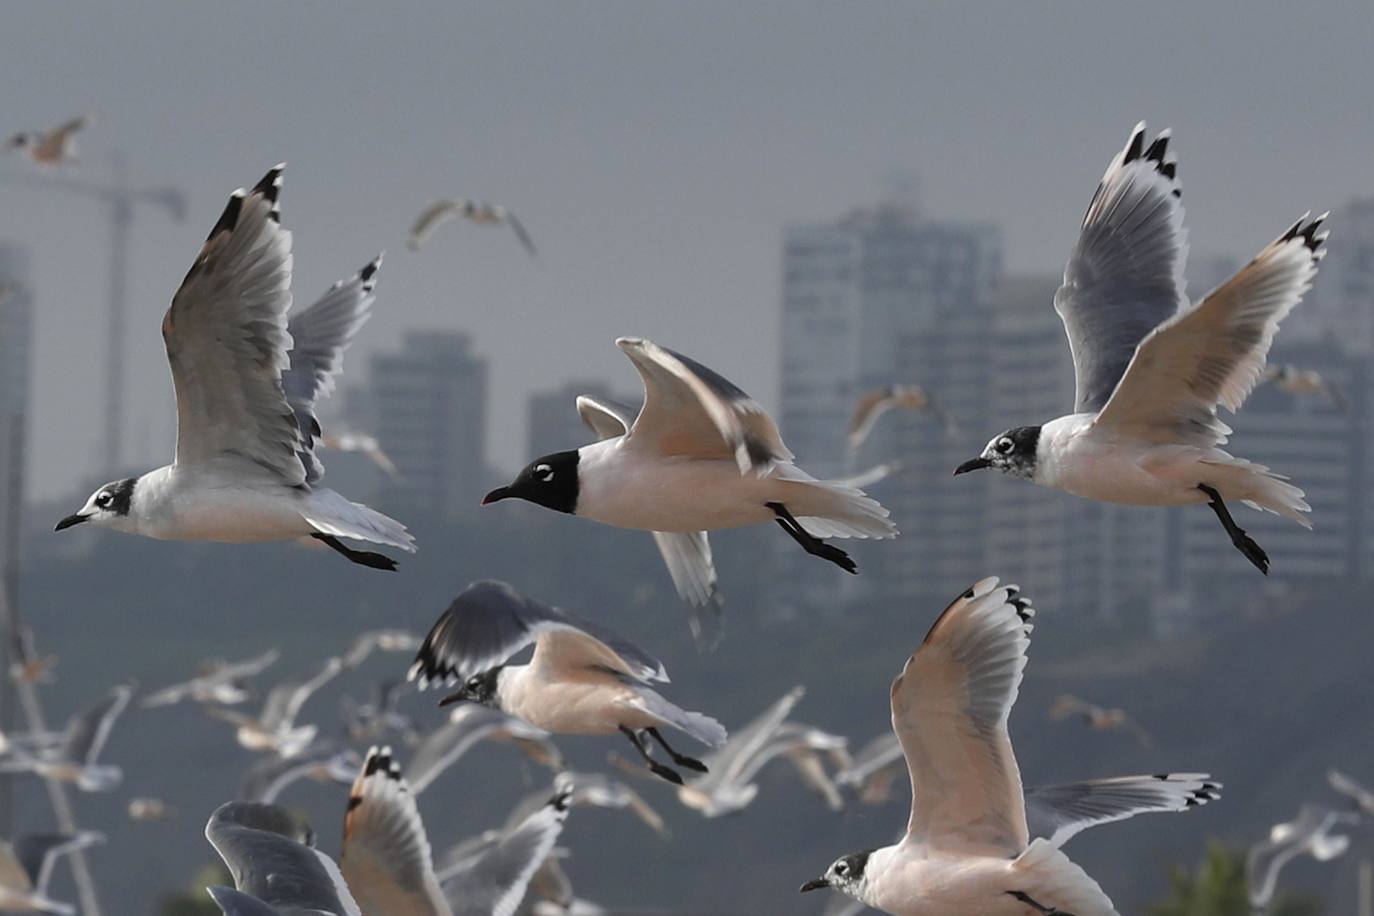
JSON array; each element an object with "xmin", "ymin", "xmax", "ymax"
[{"xmin": 2, "ymin": 115, "xmax": 1357, "ymax": 914}]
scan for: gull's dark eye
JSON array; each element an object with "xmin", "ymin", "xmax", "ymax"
[
  {"xmin": 95, "ymin": 492, "xmax": 112, "ymax": 508},
  {"xmin": 533, "ymin": 464, "xmax": 554, "ymax": 482},
  {"xmin": 835, "ymin": 862, "xmax": 849, "ymax": 877},
  {"xmin": 996, "ymin": 438, "xmax": 1014, "ymax": 454}
]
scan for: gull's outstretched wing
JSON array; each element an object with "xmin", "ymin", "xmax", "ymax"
[
  {"xmin": 143, "ymin": 650, "xmax": 280, "ymax": 708},
  {"xmin": 407, "ymin": 705, "xmax": 561, "ymax": 795},
  {"xmin": 835, "ymin": 733, "xmax": 903, "ymax": 788},
  {"xmin": 1054, "ymin": 123, "xmax": 1188, "ymax": 415},
  {"xmin": 409, "ymin": 200, "xmax": 464, "ymax": 250},
  {"xmin": 1025, "ymin": 774, "xmax": 1220, "ymax": 848},
  {"xmin": 892, "ymin": 578, "xmax": 1032, "ymax": 857},
  {"xmin": 282, "ymin": 255, "xmax": 381, "ymax": 482},
  {"xmin": 13, "ymin": 831, "xmax": 104, "ymax": 895},
  {"xmin": 340, "ymin": 747, "xmax": 452, "ymax": 916},
  {"xmin": 617, "ymin": 337, "xmax": 793, "ymax": 475},
  {"xmin": 259, "ymin": 658, "xmax": 343, "ymax": 733},
  {"xmin": 239, "ymin": 742, "xmax": 358, "ymax": 804},
  {"xmin": 60, "ymin": 683, "xmax": 132, "ymax": 766},
  {"xmin": 847, "ymin": 387, "xmax": 897, "ymax": 453},
  {"xmin": 1247, "ymin": 805, "xmax": 1354, "ymax": 910},
  {"xmin": 408, "ymin": 580, "xmax": 667, "ymax": 689},
  {"xmin": 1094, "ymin": 214, "xmax": 1327, "ymax": 446},
  {"xmin": 440, "ymin": 790, "xmax": 571, "ymax": 916},
  {"xmin": 1329, "ymin": 769, "xmax": 1374, "ymax": 816},
  {"xmin": 205, "ymin": 802, "xmax": 361, "ymax": 916},
  {"xmin": 694, "ymin": 687, "xmax": 805, "ymax": 794},
  {"xmin": 503, "ymin": 211, "xmax": 538, "ymax": 258},
  {"xmin": 341, "ymin": 630, "xmax": 422, "ymax": 669},
  {"xmin": 163, "ymin": 166, "xmax": 308, "ymax": 484}
]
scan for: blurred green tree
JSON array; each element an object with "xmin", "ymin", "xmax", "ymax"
[
  {"xmin": 156, "ymin": 864, "xmax": 232, "ymax": 916},
  {"xmin": 1149, "ymin": 840, "xmax": 1323, "ymax": 916}
]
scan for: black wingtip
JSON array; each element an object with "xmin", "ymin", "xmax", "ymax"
[
  {"xmin": 252, "ymin": 164, "xmax": 286, "ymax": 223},
  {"xmin": 360, "ymin": 253, "xmax": 383, "ymax": 286},
  {"xmin": 1123, "ymin": 125, "xmax": 1146, "ymax": 163},
  {"xmin": 206, "ymin": 191, "xmax": 245, "ymax": 241}
]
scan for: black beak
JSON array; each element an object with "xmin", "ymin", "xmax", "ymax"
[
  {"xmin": 953, "ymin": 456, "xmax": 992, "ymax": 476},
  {"xmin": 437, "ymin": 692, "xmax": 467, "ymax": 708},
  {"xmin": 481, "ymin": 486, "xmax": 511, "ymax": 506},
  {"xmin": 54, "ymin": 514, "xmax": 88, "ymax": 531},
  {"xmin": 799, "ymin": 878, "xmax": 829, "ymax": 893}
]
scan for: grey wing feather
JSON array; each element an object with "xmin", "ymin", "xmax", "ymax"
[
  {"xmin": 409, "ymin": 200, "xmax": 464, "ymax": 250},
  {"xmin": 408, "ymin": 580, "xmax": 666, "ymax": 688},
  {"xmin": 836, "ymin": 733, "xmax": 903, "ymax": 787},
  {"xmin": 206, "ymin": 885, "xmax": 285, "ymax": 916},
  {"xmin": 164, "ymin": 166, "xmax": 308, "ymax": 484},
  {"xmin": 13, "ymin": 831, "xmax": 103, "ymax": 894},
  {"xmin": 283, "ymin": 255, "xmax": 381, "ymax": 483},
  {"xmin": 576, "ymin": 396, "xmax": 635, "ymax": 441},
  {"xmin": 651, "ymin": 531, "xmax": 720, "ymax": 609},
  {"xmin": 205, "ymin": 802, "xmax": 361, "ymax": 916},
  {"xmin": 443, "ymin": 792, "xmax": 571, "ymax": 916},
  {"xmin": 505, "ymin": 213, "xmax": 538, "ymax": 258},
  {"xmin": 1024, "ymin": 774, "xmax": 1220, "ymax": 848},
  {"xmin": 61, "ymin": 684, "xmax": 132, "ymax": 765},
  {"xmin": 1054, "ymin": 123, "xmax": 1188, "ymax": 414}
]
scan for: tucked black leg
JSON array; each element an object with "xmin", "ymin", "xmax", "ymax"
[
  {"xmin": 619, "ymin": 725, "xmax": 683, "ymax": 785},
  {"xmin": 765, "ymin": 502, "xmax": 858, "ymax": 574},
  {"xmin": 1197, "ymin": 484, "xmax": 1269, "ymax": 575},
  {"xmin": 310, "ymin": 533, "xmax": 398, "ymax": 571},
  {"xmin": 644, "ymin": 727, "xmax": 708, "ymax": 773},
  {"xmin": 1008, "ymin": 891, "xmax": 1075, "ymax": 916}
]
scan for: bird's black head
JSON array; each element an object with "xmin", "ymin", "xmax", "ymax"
[
  {"xmin": 482, "ymin": 450, "xmax": 580, "ymax": 514},
  {"xmin": 953, "ymin": 425, "xmax": 1042, "ymax": 480},
  {"xmin": 439, "ymin": 667, "xmax": 503, "ymax": 709},
  {"xmin": 56, "ymin": 477, "xmax": 137, "ymax": 531},
  {"xmin": 801, "ymin": 849, "xmax": 872, "ymax": 895}
]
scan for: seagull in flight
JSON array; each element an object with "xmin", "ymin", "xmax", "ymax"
[
  {"xmin": 847, "ymin": 385, "xmax": 954, "ymax": 454},
  {"xmin": 953, "ymin": 124, "xmax": 1324, "ymax": 574},
  {"xmin": 0, "ymin": 831, "xmax": 104, "ymax": 915},
  {"xmin": 0, "ymin": 683, "xmax": 132, "ymax": 792},
  {"xmin": 1047, "ymin": 694, "xmax": 1152, "ymax": 747},
  {"xmin": 484, "ymin": 339, "xmax": 897, "ymax": 627},
  {"xmin": 408, "ymin": 199, "xmax": 538, "ymax": 257},
  {"xmin": 1246, "ymin": 803, "xmax": 1357, "ymax": 914},
  {"xmin": 1259, "ymin": 364, "xmax": 1347, "ymax": 412},
  {"xmin": 54, "ymin": 166, "xmax": 415, "ymax": 571},
  {"xmin": 800, "ymin": 578, "xmax": 1219, "ymax": 915},
  {"xmin": 141, "ymin": 649, "xmax": 280, "ymax": 708},
  {"xmin": 408, "ymin": 580, "xmax": 726, "ymax": 785},
  {"xmin": 405, "ymin": 704, "xmax": 564, "ymax": 795},
  {"xmin": 207, "ymin": 657, "xmax": 342, "ymax": 758},
  {"xmin": 7, "ymin": 115, "xmax": 89, "ymax": 167}
]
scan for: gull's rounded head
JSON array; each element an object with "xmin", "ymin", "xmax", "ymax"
[
  {"xmin": 955, "ymin": 426, "xmax": 1041, "ymax": 480},
  {"xmin": 483, "ymin": 450, "xmax": 580, "ymax": 514},
  {"xmin": 801, "ymin": 850, "xmax": 872, "ymax": 898},
  {"xmin": 56, "ymin": 477, "xmax": 137, "ymax": 532}
]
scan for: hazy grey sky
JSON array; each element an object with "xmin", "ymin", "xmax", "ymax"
[{"xmin": 4, "ymin": 1, "xmax": 1372, "ymax": 498}]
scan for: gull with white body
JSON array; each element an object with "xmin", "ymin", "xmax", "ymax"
[
  {"xmin": 1260, "ymin": 364, "xmax": 1347, "ymax": 411},
  {"xmin": 1246, "ymin": 803, "xmax": 1357, "ymax": 913},
  {"xmin": 0, "ymin": 832, "xmax": 103, "ymax": 915},
  {"xmin": 142, "ymin": 649, "xmax": 280, "ymax": 708},
  {"xmin": 800, "ymin": 578, "xmax": 1219, "ymax": 916},
  {"xmin": 954, "ymin": 123, "xmax": 1324, "ymax": 574},
  {"xmin": 54, "ymin": 166, "xmax": 415, "ymax": 571},
  {"xmin": 207, "ymin": 657, "xmax": 342, "ymax": 758},
  {"xmin": 0, "ymin": 684, "xmax": 132, "ymax": 792},
  {"xmin": 7, "ymin": 115, "xmax": 89, "ymax": 167},
  {"xmin": 408, "ymin": 198, "xmax": 538, "ymax": 256},
  {"xmin": 484, "ymin": 339, "xmax": 897, "ymax": 628},
  {"xmin": 409, "ymin": 580, "xmax": 726, "ymax": 785}
]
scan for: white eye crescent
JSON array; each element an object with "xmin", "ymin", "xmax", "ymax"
[
  {"xmin": 534, "ymin": 463, "xmax": 554, "ymax": 481},
  {"xmin": 996, "ymin": 438, "xmax": 1013, "ymax": 454}
]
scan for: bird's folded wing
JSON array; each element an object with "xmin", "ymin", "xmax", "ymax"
[
  {"xmin": 206, "ymin": 802, "xmax": 361, "ymax": 916},
  {"xmin": 1025, "ymin": 774, "xmax": 1219, "ymax": 848},
  {"xmin": 1054, "ymin": 123, "xmax": 1188, "ymax": 415},
  {"xmin": 442, "ymin": 791, "xmax": 571, "ymax": 916},
  {"xmin": 164, "ymin": 166, "xmax": 306, "ymax": 484},
  {"xmin": 617, "ymin": 337, "xmax": 792, "ymax": 474},
  {"xmin": 409, "ymin": 580, "xmax": 667, "ymax": 688},
  {"xmin": 282, "ymin": 255, "xmax": 381, "ymax": 482},
  {"xmin": 1093, "ymin": 215, "xmax": 1327, "ymax": 445},
  {"xmin": 341, "ymin": 748, "xmax": 452, "ymax": 916},
  {"xmin": 893, "ymin": 578, "xmax": 1031, "ymax": 857}
]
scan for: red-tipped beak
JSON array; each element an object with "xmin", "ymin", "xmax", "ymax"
[{"xmin": 482, "ymin": 486, "xmax": 511, "ymax": 506}]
